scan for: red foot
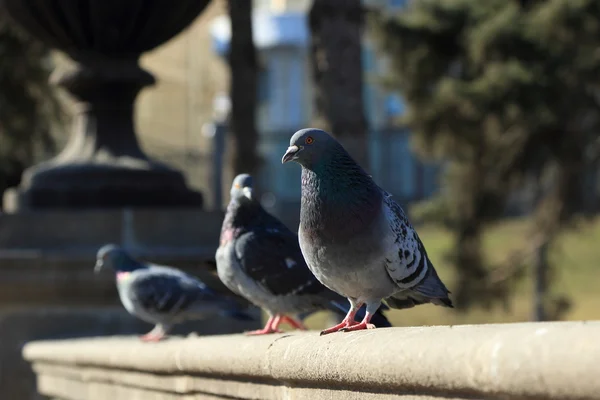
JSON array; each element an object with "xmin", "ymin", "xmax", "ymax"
[
  {"xmin": 139, "ymin": 333, "xmax": 165, "ymax": 342},
  {"xmin": 320, "ymin": 319, "xmax": 356, "ymax": 336},
  {"xmin": 340, "ymin": 321, "xmax": 376, "ymax": 332},
  {"xmin": 246, "ymin": 314, "xmax": 307, "ymax": 335},
  {"xmin": 245, "ymin": 315, "xmax": 283, "ymax": 335}
]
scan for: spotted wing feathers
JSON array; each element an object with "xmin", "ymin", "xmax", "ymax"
[{"xmin": 382, "ymin": 192, "xmax": 453, "ymax": 308}]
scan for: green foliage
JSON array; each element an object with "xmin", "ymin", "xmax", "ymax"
[
  {"xmin": 0, "ymin": 14, "xmax": 63, "ymax": 196},
  {"xmin": 409, "ymin": 194, "xmax": 453, "ymax": 227},
  {"xmin": 372, "ymin": 0, "xmax": 600, "ymax": 316}
]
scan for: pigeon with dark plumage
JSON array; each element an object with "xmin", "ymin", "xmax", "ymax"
[
  {"xmin": 215, "ymin": 173, "xmax": 391, "ymax": 335},
  {"xmin": 94, "ymin": 244, "xmax": 254, "ymax": 342},
  {"xmin": 282, "ymin": 128, "xmax": 453, "ymax": 335}
]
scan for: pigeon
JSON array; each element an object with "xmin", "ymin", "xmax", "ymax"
[
  {"xmin": 281, "ymin": 128, "xmax": 453, "ymax": 335},
  {"xmin": 94, "ymin": 244, "xmax": 254, "ymax": 342},
  {"xmin": 215, "ymin": 173, "xmax": 391, "ymax": 335}
]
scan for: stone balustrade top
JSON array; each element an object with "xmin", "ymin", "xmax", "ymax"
[{"xmin": 24, "ymin": 321, "xmax": 600, "ymax": 400}]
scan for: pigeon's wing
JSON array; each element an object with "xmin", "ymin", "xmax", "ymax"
[
  {"xmin": 233, "ymin": 227, "xmax": 324, "ymax": 297},
  {"xmin": 381, "ymin": 194, "xmax": 432, "ymax": 290},
  {"xmin": 128, "ymin": 270, "xmax": 216, "ymax": 316}
]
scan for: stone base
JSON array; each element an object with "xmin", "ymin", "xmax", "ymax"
[{"xmin": 3, "ymin": 163, "xmax": 204, "ymax": 212}]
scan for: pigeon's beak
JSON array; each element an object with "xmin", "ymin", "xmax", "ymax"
[
  {"xmin": 94, "ymin": 260, "xmax": 103, "ymax": 274},
  {"xmin": 282, "ymin": 145, "xmax": 300, "ymax": 164},
  {"xmin": 242, "ymin": 186, "xmax": 253, "ymax": 200}
]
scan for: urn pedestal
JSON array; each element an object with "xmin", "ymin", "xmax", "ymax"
[{"xmin": 3, "ymin": 0, "xmax": 211, "ymax": 211}]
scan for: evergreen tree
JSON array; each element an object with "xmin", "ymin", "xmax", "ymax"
[
  {"xmin": 0, "ymin": 13, "xmax": 63, "ymax": 205},
  {"xmin": 372, "ymin": 0, "xmax": 600, "ymax": 318}
]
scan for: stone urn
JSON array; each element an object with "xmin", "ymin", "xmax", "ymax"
[{"xmin": 2, "ymin": 0, "xmax": 210, "ymax": 211}]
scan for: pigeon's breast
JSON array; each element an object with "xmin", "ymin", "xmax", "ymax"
[
  {"xmin": 116, "ymin": 278, "xmax": 159, "ymax": 325},
  {"xmin": 117, "ymin": 284, "xmax": 137, "ymax": 315},
  {"xmin": 216, "ymin": 241, "xmax": 294, "ymax": 314},
  {"xmin": 298, "ymin": 216, "xmax": 398, "ymax": 301},
  {"xmin": 215, "ymin": 242, "xmax": 242, "ymax": 296}
]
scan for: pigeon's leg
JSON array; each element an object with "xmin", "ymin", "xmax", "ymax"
[
  {"xmin": 319, "ymin": 300, "xmax": 364, "ymax": 336},
  {"xmin": 340, "ymin": 301, "xmax": 380, "ymax": 332},
  {"xmin": 140, "ymin": 324, "xmax": 168, "ymax": 342},
  {"xmin": 281, "ymin": 315, "xmax": 307, "ymax": 330},
  {"xmin": 245, "ymin": 314, "xmax": 284, "ymax": 335}
]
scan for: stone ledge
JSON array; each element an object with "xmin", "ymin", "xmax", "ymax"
[{"xmin": 23, "ymin": 321, "xmax": 600, "ymax": 400}]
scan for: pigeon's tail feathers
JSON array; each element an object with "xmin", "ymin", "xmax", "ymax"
[
  {"xmin": 385, "ymin": 292, "xmax": 452, "ymax": 309},
  {"xmin": 387, "ymin": 264, "xmax": 453, "ymax": 309},
  {"xmin": 326, "ymin": 300, "xmax": 392, "ymax": 328},
  {"xmin": 414, "ymin": 265, "xmax": 453, "ymax": 303}
]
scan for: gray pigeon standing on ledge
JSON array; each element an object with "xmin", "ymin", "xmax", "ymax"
[
  {"xmin": 282, "ymin": 128, "xmax": 453, "ymax": 335},
  {"xmin": 94, "ymin": 244, "xmax": 254, "ymax": 342},
  {"xmin": 215, "ymin": 173, "xmax": 391, "ymax": 335}
]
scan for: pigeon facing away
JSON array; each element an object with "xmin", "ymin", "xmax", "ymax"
[
  {"xmin": 282, "ymin": 128, "xmax": 453, "ymax": 335},
  {"xmin": 215, "ymin": 174, "xmax": 391, "ymax": 335},
  {"xmin": 94, "ymin": 244, "xmax": 254, "ymax": 342}
]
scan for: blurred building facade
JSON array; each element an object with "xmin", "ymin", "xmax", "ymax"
[{"xmin": 134, "ymin": 0, "xmax": 437, "ymax": 214}]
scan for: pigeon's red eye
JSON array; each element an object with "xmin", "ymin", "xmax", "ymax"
[{"xmin": 305, "ymin": 136, "xmax": 314, "ymax": 145}]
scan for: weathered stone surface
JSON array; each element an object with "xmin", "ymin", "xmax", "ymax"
[
  {"xmin": 24, "ymin": 321, "xmax": 600, "ymax": 400},
  {"xmin": 4, "ymin": 307, "xmax": 258, "ymax": 400}
]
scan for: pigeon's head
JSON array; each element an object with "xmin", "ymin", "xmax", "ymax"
[
  {"xmin": 94, "ymin": 244, "xmax": 135, "ymax": 273},
  {"xmin": 230, "ymin": 173, "xmax": 254, "ymax": 201},
  {"xmin": 281, "ymin": 128, "xmax": 342, "ymax": 168}
]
